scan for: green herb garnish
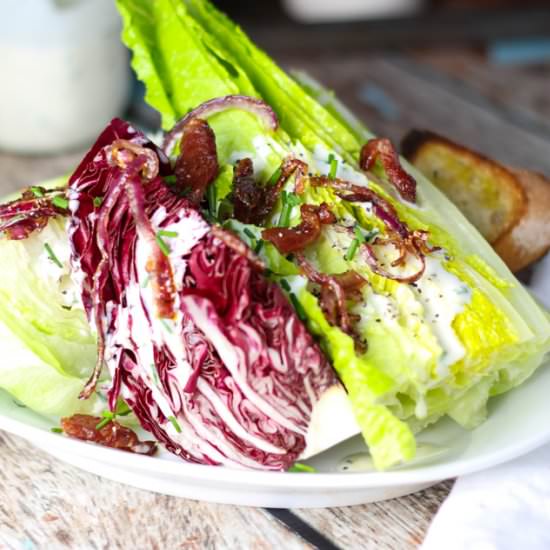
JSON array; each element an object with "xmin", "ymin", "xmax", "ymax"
[
  {"xmin": 289, "ymin": 293, "xmax": 307, "ymax": 322},
  {"xmin": 168, "ymin": 415, "xmax": 182, "ymax": 433},
  {"xmin": 51, "ymin": 427, "xmax": 63, "ymax": 434},
  {"xmin": 164, "ymin": 175, "xmax": 177, "ymax": 186},
  {"xmin": 280, "ymin": 279, "xmax": 291, "ymax": 292},
  {"xmin": 160, "ymin": 319, "xmax": 174, "ymax": 333},
  {"xmin": 328, "ymin": 154, "xmax": 338, "ymax": 179},
  {"xmin": 52, "ymin": 196, "xmax": 69, "ymax": 209},
  {"xmin": 345, "ymin": 225, "xmax": 366, "ymax": 262},
  {"xmin": 95, "ymin": 411, "xmax": 115, "ymax": 430},
  {"xmin": 93, "ymin": 196, "xmax": 103, "ymax": 208},
  {"xmin": 288, "ymin": 462, "xmax": 316, "ymax": 473},
  {"xmin": 158, "ymin": 229, "xmax": 178, "ymax": 238},
  {"xmin": 268, "ymin": 165, "xmax": 282, "ymax": 186},
  {"xmin": 207, "ymin": 183, "xmax": 217, "ymax": 219},
  {"xmin": 30, "ymin": 186, "xmax": 45, "ymax": 198},
  {"xmin": 44, "ymin": 243, "xmax": 63, "ymax": 268},
  {"xmin": 155, "ymin": 233, "xmax": 171, "ymax": 257},
  {"xmin": 243, "ymin": 228, "xmax": 256, "ymax": 241},
  {"xmin": 254, "ymin": 240, "xmax": 264, "ymax": 254},
  {"xmin": 278, "ymin": 192, "xmax": 300, "ymax": 228},
  {"xmin": 95, "ymin": 400, "xmax": 132, "ymax": 430}
]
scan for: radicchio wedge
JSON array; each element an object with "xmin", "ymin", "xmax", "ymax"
[{"xmin": 68, "ymin": 119, "xmax": 339, "ymax": 470}]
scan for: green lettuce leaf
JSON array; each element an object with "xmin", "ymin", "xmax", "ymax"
[{"xmin": 0, "ymin": 207, "xmax": 100, "ymax": 417}]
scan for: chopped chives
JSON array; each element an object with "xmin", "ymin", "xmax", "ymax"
[
  {"xmin": 328, "ymin": 155, "xmax": 339, "ymax": 179},
  {"xmin": 345, "ymin": 226, "xmax": 366, "ymax": 262},
  {"xmin": 30, "ymin": 186, "xmax": 44, "ymax": 198},
  {"xmin": 207, "ymin": 184, "xmax": 217, "ymax": 218},
  {"xmin": 243, "ymin": 228, "xmax": 256, "ymax": 241},
  {"xmin": 95, "ymin": 411, "xmax": 114, "ymax": 430},
  {"xmin": 160, "ymin": 319, "xmax": 174, "ymax": 333},
  {"xmin": 168, "ymin": 415, "xmax": 182, "ymax": 433},
  {"xmin": 44, "ymin": 243, "xmax": 63, "ymax": 268},
  {"xmin": 155, "ymin": 233, "xmax": 170, "ymax": 257},
  {"xmin": 93, "ymin": 196, "xmax": 103, "ymax": 208},
  {"xmin": 268, "ymin": 165, "xmax": 282, "ymax": 186},
  {"xmin": 280, "ymin": 279, "xmax": 291, "ymax": 292},
  {"xmin": 278, "ymin": 192, "xmax": 300, "ymax": 228},
  {"xmin": 164, "ymin": 175, "xmax": 177, "ymax": 186},
  {"xmin": 51, "ymin": 427, "xmax": 63, "ymax": 434},
  {"xmin": 157, "ymin": 229, "xmax": 178, "ymax": 238},
  {"xmin": 345, "ymin": 239, "xmax": 360, "ymax": 262},
  {"xmin": 289, "ymin": 293, "xmax": 307, "ymax": 322},
  {"xmin": 288, "ymin": 462, "xmax": 316, "ymax": 473},
  {"xmin": 254, "ymin": 240, "xmax": 264, "ymax": 254},
  {"xmin": 52, "ymin": 196, "xmax": 69, "ymax": 209}
]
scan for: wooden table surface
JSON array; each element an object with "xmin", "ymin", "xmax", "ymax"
[{"xmin": 0, "ymin": 44, "xmax": 549, "ymax": 549}]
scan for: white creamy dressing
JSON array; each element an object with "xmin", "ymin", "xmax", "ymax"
[
  {"xmin": 337, "ymin": 444, "xmax": 448, "ymax": 472},
  {"xmin": 413, "ymin": 257, "xmax": 471, "ymax": 377}
]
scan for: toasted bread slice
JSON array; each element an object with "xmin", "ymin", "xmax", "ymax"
[
  {"xmin": 401, "ymin": 130, "xmax": 550, "ymax": 272},
  {"xmin": 493, "ymin": 168, "xmax": 550, "ymax": 272},
  {"xmin": 401, "ymin": 130, "xmax": 526, "ymax": 244}
]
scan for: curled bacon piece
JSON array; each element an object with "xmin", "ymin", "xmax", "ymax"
[
  {"xmin": 309, "ymin": 175, "xmax": 408, "ymax": 238},
  {"xmin": 233, "ymin": 157, "xmax": 308, "ymax": 225},
  {"xmin": 60, "ymin": 414, "xmax": 157, "ymax": 456},
  {"xmin": 0, "ymin": 187, "xmax": 69, "ymax": 240},
  {"xmin": 296, "ymin": 253, "xmax": 367, "ymax": 353},
  {"xmin": 360, "ymin": 138, "xmax": 417, "ymax": 203},
  {"xmin": 262, "ymin": 203, "xmax": 335, "ymax": 255},
  {"xmin": 173, "ymin": 118, "xmax": 219, "ymax": 203},
  {"xmin": 211, "ymin": 225, "xmax": 265, "ymax": 272},
  {"xmin": 310, "ymin": 176, "xmax": 437, "ymax": 284}
]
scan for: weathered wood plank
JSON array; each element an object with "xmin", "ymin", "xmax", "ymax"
[
  {"xmin": 411, "ymin": 48, "xmax": 550, "ymax": 136},
  {"xmin": 292, "ymin": 481, "xmax": 453, "ymax": 550},
  {"xmin": 0, "ymin": 433, "xmax": 310, "ymax": 550}
]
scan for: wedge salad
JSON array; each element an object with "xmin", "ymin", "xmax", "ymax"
[{"xmin": 0, "ymin": 0, "xmax": 548, "ymax": 471}]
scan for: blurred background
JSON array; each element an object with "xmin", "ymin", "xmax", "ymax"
[{"xmin": 1, "ymin": 0, "xmax": 549, "ymax": 184}]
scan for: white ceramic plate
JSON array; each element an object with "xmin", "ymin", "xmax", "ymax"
[{"xmin": 1, "ymin": 355, "xmax": 549, "ymax": 508}]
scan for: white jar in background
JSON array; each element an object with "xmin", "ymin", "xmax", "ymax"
[{"xmin": 0, "ymin": 0, "xmax": 130, "ymax": 154}]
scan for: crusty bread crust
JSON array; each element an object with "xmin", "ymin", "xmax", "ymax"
[
  {"xmin": 494, "ymin": 168, "xmax": 550, "ymax": 272},
  {"xmin": 401, "ymin": 129, "xmax": 526, "ymax": 244},
  {"xmin": 401, "ymin": 129, "xmax": 550, "ymax": 272}
]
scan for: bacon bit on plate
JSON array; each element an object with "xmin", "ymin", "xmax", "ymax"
[
  {"xmin": 262, "ymin": 203, "xmax": 336, "ymax": 254},
  {"xmin": 360, "ymin": 138, "xmax": 417, "ymax": 203},
  {"xmin": 233, "ymin": 157, "xmax": 308, "ymax": 225},
  {"xmin": 60, "ymin": 414, "xmax": 157, "ymax": 456},
  {"xmin": 0, "ymin": 187, "xmax": 69, "ymax": 240},
  {"xmin": 174, "ymin": 118, "xmax": 219, "ymax": 203}
]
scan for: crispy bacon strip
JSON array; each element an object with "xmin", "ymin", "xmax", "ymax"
[
  {"xmin": 0, "ymin": 187, "xmax": 69, "ymax": 240},
  {"xmin": 61, "ymin": 414, "xmax": 157, "ymax": 456},
  {"xmin": 360, "ymin": 138, "xmax": 417, "ymax": 203},
  {"xmin": 308, "ymin": 175, "xmax": 409, "ymax": 238},
  {"xmin": 262, "ymin": 203, "xmax": 335, "ymax": 254},
  {"xmin": 296, "ymin": 253, "xmax": 367, "ymax": 353},
  {"xmin": 174, "ymin": 118, "xmax": 219, "ymax": 203},
  {"xmin": 233, "ymin": 157, "xmax": 308, "ymax": 225}
]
